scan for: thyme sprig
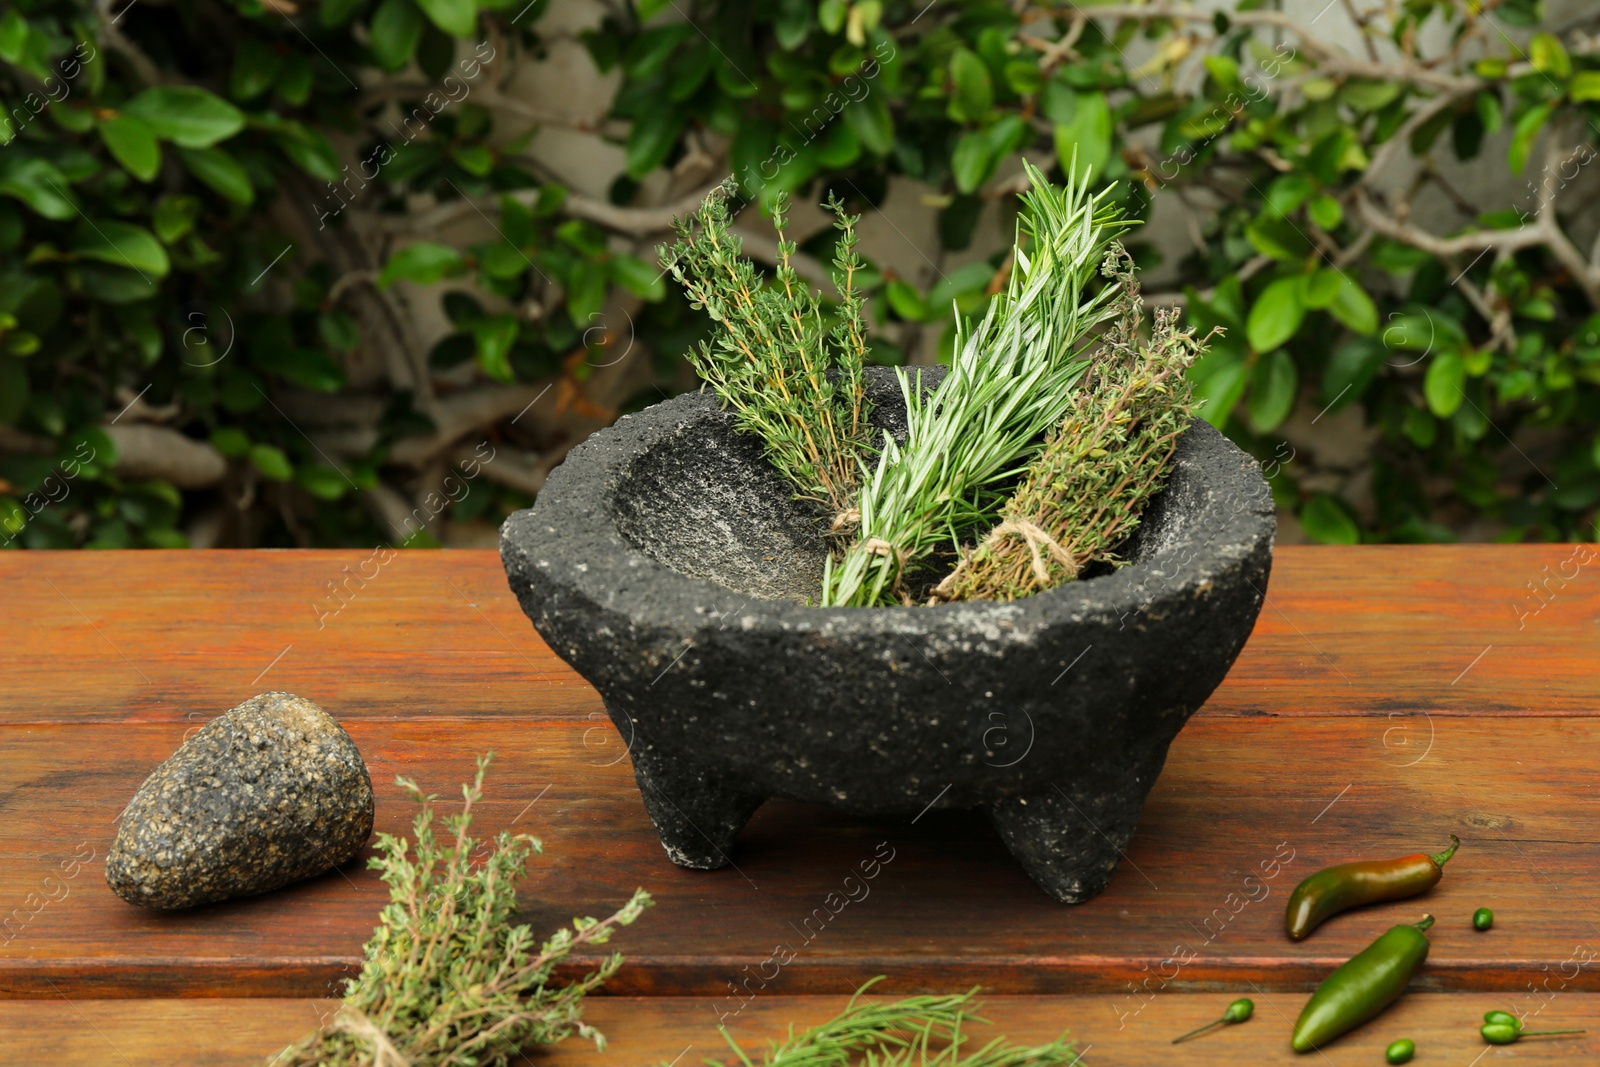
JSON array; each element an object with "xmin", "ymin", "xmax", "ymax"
[
  {"xmin": 820, "ymin": 160, "xmax": 1134, "ymax": 606},
  {"xmin": 270, "ymin": 754, "xmax": 652, "ymax": 1067},
  {"xmin": 659, "ymin": 182, "xmax": 876, "ymax": 517},
  {"xmin": 933, "ymin": 246, "xmax": 1205, "ymax": 602},
  {"xmin": 678, "ymin": 979, "xmax": 1080, "ymax": 1067}
]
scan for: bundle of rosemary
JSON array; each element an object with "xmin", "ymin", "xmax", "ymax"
[
  {"xmin": 269, "ymin": 755, "xmax": 651, "ymax": 1067},
  {"xmin": 931, "ymin": 247, "xmax": 1202, "ymax": 603},
  {"xmin": 678, "ymin": 978, "xmax": 1080, "ymax": 1067}
]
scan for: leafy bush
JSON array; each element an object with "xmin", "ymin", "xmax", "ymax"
[{"xmin": 1, "ymin": 0, "xmax": 1597, "ymax": 547}]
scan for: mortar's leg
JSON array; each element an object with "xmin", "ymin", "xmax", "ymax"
[
  {"xmin": 986, "ymin": 786, "xmax": 1146, "ymax": 903},
  {"xmin": 623, "ymin": 733, "xmax": 764, "ymax": 869}
]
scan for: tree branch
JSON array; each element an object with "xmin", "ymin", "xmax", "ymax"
[
  {"xmin": 387, "ymin": 382, "xmax": 553, "ymax": 466},
  {"xmin": 103, "ymin": 424, "xmax": 227, "ymax": 489}
]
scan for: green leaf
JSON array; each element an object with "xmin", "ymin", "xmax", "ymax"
[
  {"xmin": 1339, "ymin": 79, "xmax": 1402, "ymax": 112},
  {"xmin": 272, "ymin": 124, "xmax": 342, "ymax": 183},
  {"xmin": 1265, "ymin": 174, "xmax": 1314, "ymax": 218},
  {"xmin": 566, "ymin": 258, "xmax": 607, "ymax": 323},
  {"xmin": 624, "ymin": 106, "xmax": 686, "ymax": 179},
  {"xmin": 231, "ymin": 38, "xmax": 283, "ymax": 101},
  {"xmin": 1509, "ymin": 102, "xmax": 1554, "ymax": 174},
  {"xmin": 1307, "ymin": 194, "xmax": 1343, "ymax": 230},
  {"xmin": 844, "ymin": 93, "xmax": 893, "ymax": 155},
  {"xmin": 1573, "ymin": 72, "xmax": 1600, "ymax": 103},
  {"xmin": 415, "ymin": 0, "xmax": 475, "ymax": 35},
  {"xmin": 1322, "ymin": 337, "xmax": 1386, "ymax": 407},
  {"xmin": 98, "ymin": 116, "xmax": 161, "ymax": 182},
  {"xmin": 322, "ymin": 0, "xmax": 367, "ymax": 27},
  {"xmin": 1423, "ymin": 350, "xmax": 1465, "ymax": 417},
  {"xmin": 152, "ymin": 195, "xmax": 201, "ymax": 244},
  {"xmin": 176, "ymin": 146, "xmax": 254, "ymax": 205},
  {"xmin": 1245, "ymin": 215, "xmax": 1313, "ymax": 261},
  {"xmin": 210, "ymin": 427, "xmax": 251, "ymax": 458},
  {"xmin": 0, "ymin": 11, "xmax": 27, "ymax": 65},
  {"xmin": 1190, "ymin": 351, "xmax": 1248, "ymax": 427},
  {"xmin": 1301, "ymin": 495, "xmax": 1360, "ymax": 544},
  {"xmin": 249, "ymin": 443, "xmax": 293, "ymax": 481},
  {"xmin": 263, "ymin": 347, "xmax": 345, "ymax": 391},
  {"xmin": 295, "ymin": 466, "xmax": 350, "ymax": 501},
  {"xmin": 1053, "ymin": 91, "xmax": 1111, "ymax": 182},
  {"xmin": 1301, "ymin": 269, "xmax": 1342, "ymax": 310},
  {"xmin": 1248, "ymin": 349, "xmax": 1298, "ymax": 432},
  {"xmin": 951, "ymin": 129, "xmax": 995, "ymax": 195},
  {"xmin": 319, "ymin": 310, "xmax": 360, "ymax": 352},
  {"xmin": 948, "ymin": 48, "xmax": 993, "ymax": 124},
  {"xmin": 0, "ymin": 157, "xmax": 77, "ymax": 220},
  {"xmin": 1328, "ymin": 273, "xmax": 1378, "ymax": 334},
  {"xmin": 609, "ymin": 254, "xmax": 665, "ymax": 300},
  {"xmin": 818, "ymin": 0, "xmax": 846, "ymax": 33},
  {"xmin": 123, "ymin": 87, "xmax": 245, "ymax": 149},
  {"xmin": 453, "ymin": 144, "xmax": 494, "ymax": 177},
  {"xmin": 1529, "ymin": 32, "xmax": 1571, "ymax": 78},
  {"xmin": 472, "ymin": 313, "xmax": 519, "ymax": 382},
  {"xmin": 379, "ymin": 242, "xmax": 465, "ymax": 288},
  {"xmin": 370, "ymin": 0, "xmax": 425, "ymax": 71},
  {"xmin": 885, "ymin": 279, "xmax": 928, "ymax": 322},
  {"xmin": 73, "ymin": 221, "xmax": 171, "ymax": 279},
  {"xmin": 1247, "ymin": 277, "xmax": 1305, "ymax": 353}
]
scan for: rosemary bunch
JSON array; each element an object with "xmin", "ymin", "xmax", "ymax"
[
  {"xmin": 660, "ymin": 183, "xmax": 875, "ymax": 517},
  {"xmin": 270, "ymin": 755, "xmax": 652, "ymax": 1067},
  {"xmin": 820, "ymin": 160, "xmax": 1134, "ymax": 607},
  {"xmin": 678, "ymin": 978, "xmax": 1079, "ymax": 1067},
  {"xmin": 932, "ymin": 247, "xmax": 1204, "ymax": 603}
]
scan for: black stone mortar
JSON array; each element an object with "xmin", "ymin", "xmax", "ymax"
[{"xmin": 501, "ymin": 367, "xmax": 1275, "ymax": 903}]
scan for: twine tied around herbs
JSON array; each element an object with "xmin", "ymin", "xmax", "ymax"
[
  {"xmin": 331, "ymin": 1005, "xmax": 413, "ymax": 1067},
  {"xmin": 933, "ymin": 519, "xmax": 1077, "ymax": 601},
  {"xmin": 831, "ymin": 507, "xmax": 860, "ymax": 532}
]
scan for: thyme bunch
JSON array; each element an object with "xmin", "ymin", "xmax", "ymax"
[
  {"xmin": 932, "ymin": 247, "xmax": 1205, "ymax": 603},
  {"xmin": 820, "ymin": 160, "xmax": 1134, "ymax": 607},
  {"xmin": 270, "ymin": 755, "xmax": 652, "ymax": 1067},
  {"xmin": 660, "ymin": 183, "xmax": 876, "ymax": 517},
  {"xmin": 679, "ymin": 978, "xmax": 1080, "ymax": 1067}
]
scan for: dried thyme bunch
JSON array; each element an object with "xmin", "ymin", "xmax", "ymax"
[
  {"xmin": 820, "ymin": 160, "xmax": 1134, "ymax": 607},
  {"xmin": 678, "ymin": 978, "xmax": 1080, "ymax": 1067},
  {"xmin": 932, "ymin": 246, "xmax": 1204, "ymax": 603},
  {"xmin": 269, "ymin": 755, "xmax": 652, "ymax": 1067},
  {"xmin": 660, "ymin": 183, "xmax": 875, "ymax": 517}
]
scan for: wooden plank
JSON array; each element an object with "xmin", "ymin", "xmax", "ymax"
[
  {"xmin": 4, "ymin": 716, "xmax": 1598, "ymax": 999},
  {"xmin": 1, "ymin": 546, "xmax": 1597, "ymax": 726},
  {"xmin": 5, "ymin": 994, "xmax": 1598, "ymax": 1066}
]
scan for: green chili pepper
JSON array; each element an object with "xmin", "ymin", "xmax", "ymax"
[
  {"xmin": 1171, "ymin": 998, "xmax": 1253, "ymax": 1043},
  {"xmin": 1385, "ymin": 1038, "xmax": 1415, "ymax": 1064},
  {"xmin": 1483, "ymin": 1010, "xmax": 1520, "ymax": 1028},
  {"xmin": 1290, "ymin": 914, "xmax": 1434, "ymax": 1053},
  {"xmin": 1285, "ymin": 836, "xmax": 1459, "ymax": 940},
  {"xmin": 1473, "ymin": 907, "xmax": 1494, "ymax": 931},
  {"xmin": 1481, "ymin": 1022, "xmax": 1585, "ymax": 1044}
]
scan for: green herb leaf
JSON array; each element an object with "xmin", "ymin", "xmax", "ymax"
[{"xmin": 123, "ymin": 87, "xmax": 245, "ymax": 148}]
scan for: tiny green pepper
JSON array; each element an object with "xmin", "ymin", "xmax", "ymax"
[
  {"xmin": 1171, "ymin": 997, "xmax": 1253, "ymax": 1043},
  {"xmin": 1385, "ymin": 1038, "xmax": 1415, "ymax": 1064},
  {"xmin": 1291, "ymin": 915, "xmax": 1434, "ymax": 1053},
  {"xmin": 1483, "ymin": 1010, "xmax": 1520, "ymax": 1028},
  {"xmin": 1285, "ymin": 836, "xmax": 1459, "ymax": 940},
  {"xmin": 1473, "ymin": 907, "xmax": 1493, "ymax": 931},
  {"xmin": 1481, "ymin": 1022, "xmax": 1585, "ymax": 1045}
]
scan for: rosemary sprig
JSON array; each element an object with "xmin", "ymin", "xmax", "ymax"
[
  {"xmin": 270, "ymin": 754, "xmax": 652, "ymax": 1067},
  {"xmin": 659, "ymin": 182, "xmax": 875, "ymax": 517},
  {"xmin": 677, "ymin": 978, "xmax": 1079, "ymax": 1067},
  {"xmin": 820, "ymin": 160, "xmax": 1135, "ymax": 607},
  {"xmin": 933, "ymin": 246, "xmax": 1205, "ymax": 602}
]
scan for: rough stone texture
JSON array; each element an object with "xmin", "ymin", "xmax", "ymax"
[
  {"xmin": 106, "ymin": 692, "xmax": 374, "ymax": 909},
  {"xmin": 500, "ymin": 367, "xmax": 1275, "ymax": 903}
]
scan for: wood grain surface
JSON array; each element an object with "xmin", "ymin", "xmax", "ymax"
[
  {"xmin": 5, "ymin": 994, "xmax": 1599, "ymax": 1066},
  {"xmin": 1, "ymin": 546, "xmax": 1598, "ymax": 1066}
]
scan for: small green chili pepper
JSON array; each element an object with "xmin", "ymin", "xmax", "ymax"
[
  {"xmin": 1483, "ymin": 1010, "xmax": 1520, "ymax": 1028},
  {"xmin": 1385, "ymin": 1038, "xmax": 1415, "ymax": 1064},
  {"xmin": 1171, "ymin": 998, "xmax": 1253, "ymax": 1043},
  {"xmin": 1285, "ymin": 835, "xmax": 1460, "ymax": 940},
  {"xmin": 1481, "ymin": 1022, "xmax": 1585, "ymax": 1044},
  {"xmin": 1473, "ymin": 907, "xmax": 1494, "ymax": 931},
  {"xmin": 1291, "ymin": 914, "xmax": 1434, "ymax": 1053}
]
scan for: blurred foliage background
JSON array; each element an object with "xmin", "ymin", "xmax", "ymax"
[{"xmin": 1, "ymin": 0, "xmax": 1598, "ymax": 550}]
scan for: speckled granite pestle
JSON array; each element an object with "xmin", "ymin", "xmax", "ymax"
[{"xmin": 106, "ymin": 692, "xmax": 374, "ymax": 909}]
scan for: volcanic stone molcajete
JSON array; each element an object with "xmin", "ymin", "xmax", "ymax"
[{"xmin": 500, "ymin": 367, "xmax": 1274, "ymax": 903}]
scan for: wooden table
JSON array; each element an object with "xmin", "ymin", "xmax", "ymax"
[{"xmin": 2, "ymin": 546, "xmax": 1597, "ymax": 1064}]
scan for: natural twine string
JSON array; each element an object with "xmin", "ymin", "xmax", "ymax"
[{"xmin": 332, "ymin": 1005, "xmax": 413, "ymax": 1067}]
